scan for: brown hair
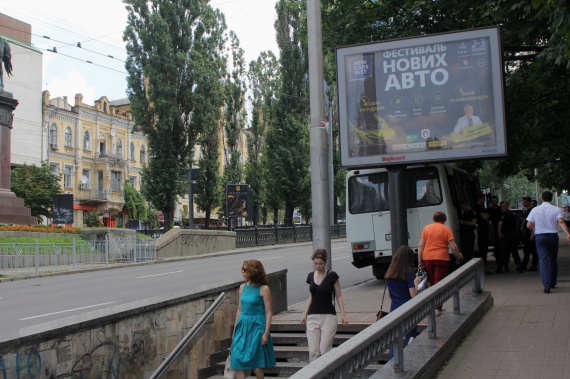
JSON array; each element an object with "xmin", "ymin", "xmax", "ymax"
[
  {"xmin": 312, "ymin": 249, "xmax": 328, "ymax": 262},
  {"xmin": 433, "ymin": 211, "xmax": 447, "ymax": 223},
  {"xmin": 385, "ymin": 245, "xmax": 415, "ymax": 281},
  {"xmin": 242, "ymin": 260, "xmax": 268, "ymax": 285}
]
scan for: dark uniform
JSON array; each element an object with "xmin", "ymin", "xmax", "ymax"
[
  {"xmin": 521, "ymin": 206, "xmax": 538, "ymax": 271},
  {"xmin": 475, "ymin": 203, "xmax": 490, "ymax": 265},
  {"xmin": 459, "ymin": 208, "xmax": 477, "ymax": 262},
  {"xmin": 497, "ymin": 210, "xmax": 522, "ymax": 273}
]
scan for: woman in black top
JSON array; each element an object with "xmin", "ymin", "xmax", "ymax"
[{"xmin": 300, "ymin": 249, "xmax": 349, "ymax": 362}]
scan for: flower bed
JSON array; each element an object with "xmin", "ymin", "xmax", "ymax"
[{"xmin": 0, "ymin": 225, "xmax": 78, "ymax": 234}]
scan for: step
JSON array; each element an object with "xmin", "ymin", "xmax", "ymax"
[
  {"xmin": 271, "ymin": 332, "xmax": 351, "ymax": 346},
  {"xmin": 270, "ymin": 321, "xmax": 372, "ymax": 334}
]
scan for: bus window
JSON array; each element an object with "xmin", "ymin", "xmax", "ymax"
[
  {"xmin": 348, "ymin": 173, "xmax": 389, "ymax": 213},
  {"xmin": 406, "ymin": 167, "xmax": 442, "ymax": 207}
]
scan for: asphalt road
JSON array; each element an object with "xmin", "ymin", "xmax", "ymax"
[{"xmin": 0, "ymin": 239, "xmax": 374, "ymax": 342}]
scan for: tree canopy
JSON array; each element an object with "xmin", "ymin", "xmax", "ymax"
[
  {"xmin": 321, "ymin": 0, "xmax": 570, "ymax": 191},
  {"xmin": 124, "ymin": 0, "xmax": 227, "ymax": 230},
  {"xmin": 10, "ymin": 162, "xmax": 62, "ymax": 219}
]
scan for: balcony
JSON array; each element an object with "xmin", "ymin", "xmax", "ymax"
[
  {"xmin": 77, "ymin": 188, "xmax": 109, "ymax": 205},
  {"xmin": 95, "ymin": 150, "xmax": 126, "ymax": 166}
]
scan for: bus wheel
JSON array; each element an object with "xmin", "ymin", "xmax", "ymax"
[{"xmin": 372, "ymin": 262, "xmax": 389, "ymax": 280}]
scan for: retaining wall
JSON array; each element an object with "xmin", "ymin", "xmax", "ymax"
[
  {"xmin": 0, "ymin": 269, "xmax": 287, "ymax": 378},
  {"xmin": 155, "ymin": 229, "xmax": 236, "ymax": 259}
]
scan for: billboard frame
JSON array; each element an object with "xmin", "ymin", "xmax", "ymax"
[{"xmin": 336, "ymin": 26, "xmax": 506, "ymax": 169}]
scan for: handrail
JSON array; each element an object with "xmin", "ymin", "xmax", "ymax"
[
  {"xmin": 289, "ymin": 259, "xmax": 485, "ymax": 378},
  {"xmin": 150, "ymin": 292, "xmax": 226, "ymax": 379}
]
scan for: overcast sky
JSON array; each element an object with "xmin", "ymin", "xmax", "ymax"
[{"xmin": 1, "ymin": 0, "xmax": 279, "ymax": 106}]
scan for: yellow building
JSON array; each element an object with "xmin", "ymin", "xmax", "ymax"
[{"xmin": 42, "ymin": 91, "xmax": 148, "ymax": 227}]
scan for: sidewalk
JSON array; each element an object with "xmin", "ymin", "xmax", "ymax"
[{"xmin": 275, "ymin": 233, "xmax": 570, "ymax": 379}]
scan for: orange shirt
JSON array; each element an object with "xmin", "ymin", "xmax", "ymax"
[{"xmin": 421, "ymin": 222, "xmax": 455, "ymax": 261}]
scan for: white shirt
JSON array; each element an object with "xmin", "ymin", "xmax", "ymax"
[
  {"xmin": 526, "ymin": 202, "xmax": 563, "ymax": 234},
  {"xmin": 454, "ymin": 115, "xmax": 483, "ymax": 134}
]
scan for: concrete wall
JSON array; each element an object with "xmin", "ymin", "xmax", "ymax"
[
  {"xmin": 156, "ymin": 229, "xmax": 236, "ymax": 259},
  {"xmin": 0, "ymin": 269, "xmax": 287, "ymax": 379}
]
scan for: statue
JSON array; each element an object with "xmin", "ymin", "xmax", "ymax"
[{"xmin": 0, "ymin": 36, "xmax": 13, "ymax": 91}]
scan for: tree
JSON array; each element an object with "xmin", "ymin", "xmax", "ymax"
[
  {"xmin": 320, "ymin": 0, "xmax": 570, "ymax": 191},
  {"xmin": 219, "ymin": 31, "xmax": 247, "ymax": 219},
  {"xmin": 10, "ymin": 162, "xmax": 61, "ymax": 220},
  {"xmin": 246, "ymin": 51, "xmax": 279, "ymax": 225},
  {"xmin": 123, "ymin": 180, "xmax": 147, "ymax": 221},
  {"xmin": 124, "ymin": 0, "xmax": 227, "ymax": 231},
  {"xmin": 83, "ymin": 212, "xmax": 101, "ymax": 227},
  {"xmin": 265, "ymin": 0, "xmax": 310, "ymax": 226},
  {"xmin": 195, "ymin": 122, "xmax": 223, "ymax": 229}
]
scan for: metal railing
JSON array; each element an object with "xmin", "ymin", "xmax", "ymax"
[
  {"xmin": 150, "ymin": 292, "xmax": 226, "ymax": 379},
  {"xmin": 0, "ymin": 236, "xmax": 156, "ymax": 274},
  {"xmin": 289, "ymin": 259, "xmax": 485, "ymax": 378},
  {"xmin": 137, "ymin": 224, "xmax": 346, "ymax": 248}
]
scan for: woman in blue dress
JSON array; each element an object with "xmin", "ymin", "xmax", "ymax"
[
  {"xmin": 384, "ymin": 245, "xmax": 421, "ymax": 359},
  {"xmin": 230, "ymin": 260, "xmax": 276, "ymax": 378}
]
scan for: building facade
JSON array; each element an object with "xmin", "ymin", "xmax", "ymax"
[
  {"xmin": 43, "ymin": 92, "xmax": 148, "ymax": 227},
  {"xmin": 1, "ymin": 14, "xmax": 44, "ymax": 167}
]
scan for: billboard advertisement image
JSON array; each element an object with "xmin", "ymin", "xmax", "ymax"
[
  {"xmin": 226, "ymin": 184, "xmax": 248, "ymax": 218},
  {"xmin": 336, "ymin": 27, "xmax": 506, "ymax": 168}
]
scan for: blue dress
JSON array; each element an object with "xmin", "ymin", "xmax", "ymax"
[{"xmin": 230, "ymin": 283, "xmax": 276, "ymax": 370}]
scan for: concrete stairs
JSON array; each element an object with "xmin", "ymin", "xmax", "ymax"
[{"xmin": 200, "ymin": 321, "xmax": 385, "ymax": 378}]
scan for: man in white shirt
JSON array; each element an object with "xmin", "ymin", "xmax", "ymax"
[
  {"xmin": 526, "ymin": 191, "xmax": 570, "ymax": 293},
  {"xmin": 454, "ymin": 104, "xmax": 483, "ymax": 134}
]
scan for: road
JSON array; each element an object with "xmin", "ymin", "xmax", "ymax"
[{"xmin": 0, "ymin": 239, "xmax": 374, "ymax": 342}]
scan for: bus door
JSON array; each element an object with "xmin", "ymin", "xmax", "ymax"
[{"xmin": 372, "ymin": 211, "xmax": 391, "ymax": 256}]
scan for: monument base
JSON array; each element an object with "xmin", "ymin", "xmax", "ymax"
[
  {"xmin": 0, "ymin": 190, "xmax": 36, "ymax": 225},
  {"xmin": 0, "ymin": 91, "xmax": 35, "ymax": 225}
]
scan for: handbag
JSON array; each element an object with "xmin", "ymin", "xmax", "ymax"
[
  {"xmin": 417, "ymin": 267, "xmax": 429, "ymax": 292},
  {"xmin": 224, "ymin": 353, "xmax": 235, "ymax": 379},
  {"xmin": 376, "ymin": 284, "xmax": 389, "ymax": 321}
]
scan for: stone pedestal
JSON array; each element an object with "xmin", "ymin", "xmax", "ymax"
[{"xmin": 0, "ymin": 90, "xmax": 36, "ymax": 225}]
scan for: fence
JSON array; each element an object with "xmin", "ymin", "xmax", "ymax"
[
  {"xmin": 138, "ymin": 224, "xmax": 346, "ymax": 248},
  {"xmin": 0, "ymin": 236, "xmax": 156, "ymax": 275}
]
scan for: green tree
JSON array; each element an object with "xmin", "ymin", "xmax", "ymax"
[
  {"xmin": 320, "ymin": 0, "xmax": 570, "ymax": 192},
  {"xmin": 10, "ymin": 162, "xmax": 62, "ymax": 220},
  {"xmin": 265, "ymin": 0, "xmax": 310, "ymax": 226},
  {"xmin": 195, "ymin": 122, "xmax": 223, "ymax": 229},
  {"xmin": 123, "ymin": 180, "xmax": 147, "ymax": 221},
  {"xmin": 219, "ymin": 31, "xmax": 247, "ymax": 219},
  {"xmin": 124, "ymin": 0, "xmax": 227, "ymax": 231},
  {"xmin": 83, "ymin": 212, "xmax": 101, "ymax": 227},
  {"xmin": 246, "ymin": 51, "xmax": 279, "ymax": 225}
]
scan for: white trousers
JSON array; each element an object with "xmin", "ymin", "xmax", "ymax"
[{"xmin": 306, "ymin": 314, "xmax": 338, "ymax": 362}]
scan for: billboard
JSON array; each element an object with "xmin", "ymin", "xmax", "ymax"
[
  {"xmin": 336, "ymin": 27, "xmax": 506, "ymax": 168},
  {"xmin": 52, "ymin": 194, "xmax": 74, "ymax": 224},
  {"xmin": 226, "ymin": 184, "xmax": 248, "ymax": 218}
]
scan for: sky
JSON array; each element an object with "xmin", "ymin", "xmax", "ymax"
[{"xmin": 0, "ymin": 0, "xmax": 279, "ymax": 106}]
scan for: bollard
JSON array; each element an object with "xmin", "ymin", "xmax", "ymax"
[
  {"xmin": 35, "ymin": 240, "xmax": 39, "ymax": 275},
  {"xmin": 105, "ymin": 234, "xmax": 109, "ymax": 265},
  {"xmin": 73, "ymin": 238, "xmax": 76, "ymax": 269}
]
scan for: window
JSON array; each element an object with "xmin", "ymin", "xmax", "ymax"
[
  {"xmin": 111, "ymin": 171, "xmax": 122, "ymax": 192},
  {"xmin": 129, "ymin": 176, "xmax": 137, "ymax": 187},
  {"xmin": 99, "ymin": 133, "xmax": 106, "ymax": 155},
  {"xmin": 116, "ymin": 138, "xmax": 123, "ymax": 156},
  {"xmin": 64, "ymin": 127, "xmax": 72, "ymax": 147},
  {"xmin": 81, "ymin": 169, "xmax": 90, "ymax": 189},
  {"xmin": 130, "ymin": 142, "xmax": 135, "ymax": 160},
  {"xmin": 49, "ymin": 162, "xmax": 60, "ymax": 175},
  {"xmin": 64, "ymin": 165, "xmax": 73, "ymax": 188},
  {"xmin": 83, "ymin": 131, "xmax": 91, "ymax": 150},
  {"xmin": 348, "ymin": 173, "xmax": 389, "ymax": 214},
  {"xmin": 348, "ymin": 166, "xmax": 443, "ymax": 214},
  {"xmin": 49, "ymin": 124, "xmax": 58, "ymax": 146},
  {"xmin": 140, "ymin": 145, "xmax": 146, "ymax": 163}
]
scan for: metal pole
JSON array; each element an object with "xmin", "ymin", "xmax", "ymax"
[
  {"xmin": 328, "ymin": 105, "xmax": 335, "ymax": 226},
  {"xmin": 35, "ymin": 240, "xmax": 39, "ymax": 275},
  {"xmin": 188, "ymin": 165, "xmax": 194, "ymax": 229},
  {"xmin": 534, "ymin": 168, "xmax": 539, "ymax": 203},
  {"xmin": 73, "ymin": 237, "xmax": 76, "ymax": 269},
  {"xmin": 307, "ymin": 0, "xmax": 332, "ymax": 270}
]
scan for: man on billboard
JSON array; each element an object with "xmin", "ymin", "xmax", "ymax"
[{"xmin": 454, "ymin": 104, "xmax": 483, "ymax": 134}]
